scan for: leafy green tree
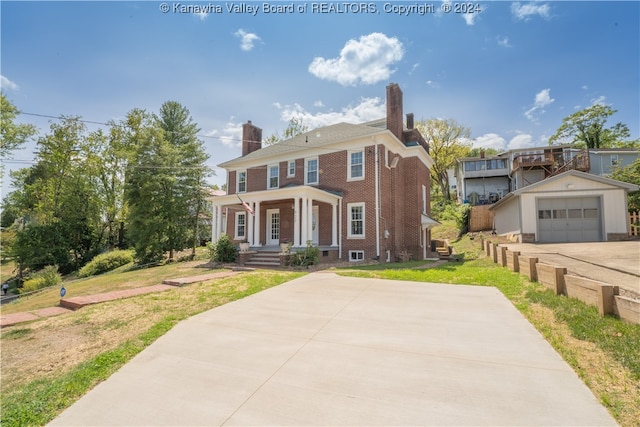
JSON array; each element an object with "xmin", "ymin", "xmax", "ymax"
[
  {"xmin": 0, "ymin": 94, "xmax": 37, "ymax": 161},
  {"xmin": 416, "ymin": 118, "xmax": 472, "ymax": 202},
  {"xmin": 124, "ymin": 103, "xmax": 210, "ymax": 264},
  {"xmin": 549, "ymin": 104, "xmax": 633, "ymax": 149},
  {"xmin": 610, "ymin": 158, "xmax": 640, "ymax": 212},
  {"xmin": 6, "ymin": 117, "xmax": 105, "ymax": 273},
  {"xmin": 263, "ymin": 117, "xmax": 308, "ymax": 145}
]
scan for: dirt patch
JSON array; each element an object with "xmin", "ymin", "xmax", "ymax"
[{"xmin": 527, "ymin": 303, "xmax": 640, "ymax": 427}]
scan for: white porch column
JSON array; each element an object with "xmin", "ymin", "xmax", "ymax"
[
  {"xmin": 247, "ymin": 203, "xmax": 254, "ymax": 246},
  {"xmin": 301, "ymin": 196, "xmax": 308, "ymax": 245},
  {"xmin": 254, "ymin": 201, "xmax": 261, "ymax": 247},
  {"xmin": 306, "ymin": 198, "xmax": 313, "ymax": 245},
  {"xmin": 293, "ymin": 197, "xmax": 301, "ymax": 247},
  {"xmin": 214, "ymin": 205, "xmax": 222, "ymax": 241},
  {"xmin": 331, "ymin": 202, "xmax": 338, "ymax": 247}
]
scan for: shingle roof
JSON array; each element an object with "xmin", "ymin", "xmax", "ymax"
[{"xmin": 218, "ymin": 121, "xmax": 386, "ymax": 168}]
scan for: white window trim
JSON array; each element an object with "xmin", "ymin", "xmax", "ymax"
[
  {"xmin": 235, "ymin": 211, "xmax": 246, "ymax": 240},
  {"xmin": 287, "ymin": 160, "xmax": 296, "ymax": 177},
  {"xmin": 349, "ymin": 250, "xmax": 365, "ymax": 262},
  {"xmin": 267, "ymin": 164, "xmax": 279, "ymax": 189},
  {"xmin": 305, "ymin": 157, "xmax": 319, "ymax": 185},
  {"xmin": 347, "ymin": 202, "xmax": 365, "ymax": 239},
  {"xmin": 347, "ymin": 150, "xmax": 365, "ymax": 181},
  {"xmin": 236, "ymin": 170, "xmax": 247, "ymax": 194}
]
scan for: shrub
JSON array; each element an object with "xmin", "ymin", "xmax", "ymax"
[
  {"xmin": 288, "ymin": 241, "xmax": 319, "ymax": 267},
  {"xmin": 20, "ymin": 265, "xmax": 62, "ymax": 294},
  {"xmin": 78, "ymin": 250, "xmax": 134, "ymax": 278},
  {"xmin": 436, "ymin": 202, "xmax": 472, "ymax": 235},
  {"xmin": 207, "ymin": 233, "xmax": 237, "ymax": 263}
]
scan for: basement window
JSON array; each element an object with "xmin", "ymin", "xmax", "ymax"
[{"xmin": 349, "ymin": 250, "xmax": 365, "ymax": 262}]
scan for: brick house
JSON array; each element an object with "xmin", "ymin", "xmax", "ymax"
[{"xmin": 210, "ymin": 83, "xmax": 437, "ymax": 263}]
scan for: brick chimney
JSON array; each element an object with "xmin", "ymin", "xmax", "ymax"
[
  {"xmin": 386, "ymin": 83, "xmax": 403, "ymax": 140},
  {"xmin": 242, "ymin": 120, "xmax": 262, "ymax": 156},
  {"xmin": 406, "ymin": 113, "xmax": 414, "ymax": 130}
]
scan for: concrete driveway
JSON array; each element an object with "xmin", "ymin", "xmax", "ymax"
[
  {"xmin": 49, "ymin": 273, "xmax": 615, "ymax": 426},
  {"xmin": 502, "ymin": 241, "xmax": 640, "ymax": 296}
]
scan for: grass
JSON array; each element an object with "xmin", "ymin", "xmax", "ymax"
[
  {"xmin": 1, "ymin": 260, "xmax": 214, "ymax": 314},
  {"xmin": 1, "ymin": 269, "xmax": 305, "ymax": 427}
]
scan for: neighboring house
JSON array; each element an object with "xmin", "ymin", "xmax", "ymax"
[
  {"xmin": 488, "ymin": 170, "xmax": 639, "ymax": 243},
  {"xmin": 209, "ymin": 83, "xmax": 437, "ymax": 263},
  {"xmin": 455, "ymin": 152, "xmax": 510, "ymax": 205},
  {"xmin": 586, "ymin": 148, "xmax": 640, "ymax": 176},
  {"xmin": 455, "ymin": 146, "xmax": 639, "ymax": 204}
]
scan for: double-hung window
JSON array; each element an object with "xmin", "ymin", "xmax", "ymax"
[
  {"xmin": 268, "ymin": 165, "xmax": 279, "ymax": 189},
  {"xmin": 235, "ymin": 212, "xmax": 246, "ymax": 240},
  {"xmin": 287, "ymin": 160, "xmax": 295, "ymax": 177},
  {"xmin": 347, "ymin": 203, "xmax": 365, "ymax": 239},
  {"xmin": 348, "ymin": 150, "xmax": 364, "ymax": 180},
  {"xmin": 305, "ymin": 158, "xmax": 318, "ymax": 185},
  {"xmin": 237, "ymin": 170, "xmax": 247, "ymax": 193}
]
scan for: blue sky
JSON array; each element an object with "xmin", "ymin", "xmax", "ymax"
[{"xmin": 2, "ymin": 0, "xmax": 638, "ymax": 193}]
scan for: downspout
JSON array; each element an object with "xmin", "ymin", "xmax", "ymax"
[
  {"xmin": 375, "ymin": 143, "xmax": 381, "ymax": 259},
  {"xmin": 338, "ymin": 198, "xmax": 343, "ymax": 259}
]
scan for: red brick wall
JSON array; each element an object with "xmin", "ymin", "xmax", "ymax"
[{"xmin": 223, "ymin": 143, "xmax": 430, "ymax": 262}]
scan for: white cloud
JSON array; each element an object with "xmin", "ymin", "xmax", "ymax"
[
  {"xmin": 507, "ymin": 133, "xmax": 534, "ymax": 150},
  {"xmin": 234, "ymin": 29, "xmax": 261, "ymax": 51},
  {"xmin": 194, "ymin": 11, "xmax": 208, "ymax": 21},
  {"xmin": 473, "ymin": 133, "xmax": 507, "ymax": 151},
  {"xmin": 590, "ymin": 95, "xmax": 607, "ymax": 106},
  {"xmin": 277, "ymin": 97, "xmax": 386, "ymax": 129},
  {"xmin": 525, "ymin": 88, "xmax": 555, "ymax": 121},
  {"xmin": 313, "ymin": 100, "xmax": 325, "ymax": 108},
  {"xmin": 308, "ymin": 33, "xmax": 404, "ymax": 86},
  {"xmin": 497, "ymin": 36, "xmax": 512, "ymax": 48},
  {"xmin": 206, "ymin": 119, "xmax": 243, "ymax": 148},
  {"xmin": 1, "ymin": 75, "xmax": 19, "ymax": 91},
  {"xmin": 426, "ymin": 80, "xmax": 440, "ymax": 89},
  {"xmin": 511, "ymin": 2, "xmax": 550, "ymax": 21},
  {"xmin": 462, "ymin": 13, "xmax": 477, "ymax": 26}
]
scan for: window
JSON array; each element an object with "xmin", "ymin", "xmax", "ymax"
[
  {"xmin": 464, "ymin": 161, "xmax": 476, "ymax": 172},
  {"xmin": 348, "ymin": 150, "xmax": 364, "ymax": 180},
  {"xmin": 349, "ymin": 250, "xmax": 365, "ymax": 262},
  {"xmin": 611, "ymin": 155, "xmax": 619, "ymax": 166},
  {"xmin": 538, "ymin": 210, "xmax": 552, "ymax": 219},
  {"xmin": 237, "ymin": 170, "xmax": 246, "ymax": 193},
  {"xmin": 422, "ymin": 185, "xmax": 427, "ymax": 213},
  {"xmin": 305, "ymin": 158, "xmax": 318, "ymax": 185},
  {"xmin": 268, "ymin": 165, "xmax": 279, "ymax": 189},
  {"xmin": 287, "ymin": 160, "xmax": 295, "ymax": 177},
  {"xmin": 348, "ymin": 202, "xmax": 365, "ymax": 238},
  {"xmin": 235, "ymin": 212, "xmax": 246, "ymax": 240}
]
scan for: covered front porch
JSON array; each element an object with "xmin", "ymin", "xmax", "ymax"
[{"xmin": 210, "ymin": 186, "xmax": 343, "ymax": 252}]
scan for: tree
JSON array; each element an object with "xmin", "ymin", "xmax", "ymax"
[
  {"xmin": 0, "ymin": 94, "xmax": 37, "ymax": 161},
  {"xmin": 6, "ymin": 117, "xmax": 105, "ymax": 273},
  {"xmin": 416, "ymin": 118, "xmax": 472, "ymax": 202},
  {"xmin": 124, "ymin": 103, "xmax": 210, "ymax": 264},
  {"xmin": 549, "ymin": 104, "xmax": 633, "ymax": 149},
  {"xmin": 263, "ymin": 117, "xmax": 308, "ymax": 145},
  {"xmin": 610, "ymin": 158, "xmax": 640, "ymax": 212}
]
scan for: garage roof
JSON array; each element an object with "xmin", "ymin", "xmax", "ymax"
[{"xmin": 488, "ymin": 169, "xmax": 639, "ymax": 211}]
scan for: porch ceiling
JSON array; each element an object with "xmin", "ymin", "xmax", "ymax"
[{"xmin": 210, "ymin": 185, "xmax": 342, "ymax": 206}]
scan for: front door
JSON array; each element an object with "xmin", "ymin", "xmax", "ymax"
[
  {"xmin": 312, "ymin": 206, "xmax": 319, "ymax": 245},
  {"xmin": 266, "ymin": 209, "xmax": 280, "ymax": 246}
]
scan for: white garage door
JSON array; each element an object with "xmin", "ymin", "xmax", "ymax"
[{"xmin": 537, "ymin": 197, "xmax": 602, "ymax": 243}]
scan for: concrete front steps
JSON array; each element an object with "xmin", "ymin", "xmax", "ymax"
[{"xmin": 245, "ymin": 251, "xmax": 282, "ymax": 267}]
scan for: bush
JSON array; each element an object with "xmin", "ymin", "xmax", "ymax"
[
  {"xmin": 207, "ymin": 234, "xmax": 237, "ymax": 263},
  {"xmin": 78, "ymin": 250, "xmax": 134, "ymax": 278},
  {"xmin": 288, "ymin": 241, "xmax": 319, "ymax": 267},
  {"xmin": 20, "ymin": 265, "xmax": 62, "ymax": 294},
  {"xmin": 436, "ymin": 202, "xmax": 472, "ymax": 235}
]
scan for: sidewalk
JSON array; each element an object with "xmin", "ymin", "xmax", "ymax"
[{"xmin": 0, "ymin": 271, "xmax": 238, "ymax": 328}]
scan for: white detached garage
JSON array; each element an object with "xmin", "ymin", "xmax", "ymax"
[{"xmin": 488, "ymin": 170, "xmax": 639, "ymax": 243}]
